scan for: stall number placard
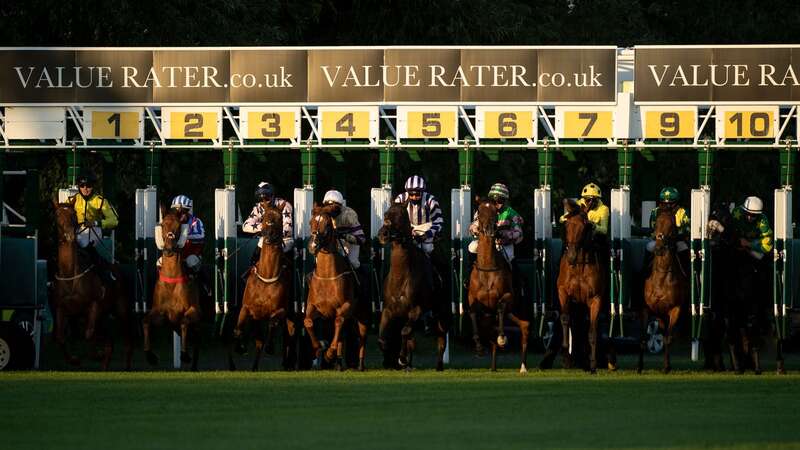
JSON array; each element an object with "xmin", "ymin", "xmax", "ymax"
[
  {"xmin": 719, "ymin": 109, "xmax": 776, "ymax": 139},
  {"xmin": 560, "ymin": 110, "xmax": 614, "ymax": 139},
  {"xmin": 241, "ymin": 108, "xmax": 299, "ymax": 140},
  {"xmin": 164, "ymin": 109, "xmax": 220, "ymax": 139},
  {"xmin": 477, "ymin": 108, "xmax": 536, "ymax": 139},
  {"xmin": 403, "ymin": 110, "xmax": 457, "ymax": 139},
  {"xmin": 320, "ymin": 109, "xmax": 373, "ymax": 139},
  {"xmin": 643, "ymin": 109, "xmax": 696, "ymax": 139},
  {"xmin": 85, "ymin": 109, "xmax": 142, "ymax": 139}
]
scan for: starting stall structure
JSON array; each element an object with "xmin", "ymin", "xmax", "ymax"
[{"xmin": 0, "ymin": 45, "xmax": 799, "ymax": 370}]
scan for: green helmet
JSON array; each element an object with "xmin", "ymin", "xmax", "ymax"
[
  {"xmin": 488, "ymin": 183, "xmax": 509, "ymax": 201},
  {"xmin": 659, "ymin": 187, "xmax": 679, "ymax": 203}
]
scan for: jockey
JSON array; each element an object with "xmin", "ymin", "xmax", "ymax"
[
  {"xmin": 732, "ymin": 196, "xmax": 774, "ymax": 260},
  {"xmin": 322, "ymin": 190, "xmax": 366, "ymax": 269},
  {"xmin": 69, "ymin": 171, "xmax": 118, "ymax": 282},
  {"xmin": 393, "ymin": 175, "xmax": 444, "ymax": 255},
  {"xmin": 167, "ymin": 195, "xmax": 205, "ymax": 272},
  {"xmin": 561, "ymin": 182, "xmax": 609, "ymax": 242},
  {"xmin": 243, "ymin": 182, "xmax": 294, "ymax": 265},
  {"xmin": 468, "ymin": 183, "xmax": 524, "ymax": 262},
  {"xmin": 647, "ymin": 187, "xmax": 690, "ymax": 251}
]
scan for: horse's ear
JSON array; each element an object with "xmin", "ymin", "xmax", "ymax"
[
  {"xmin": 159, "ymin": 203, "xmax": 167, "ymax": 220},
  {"xmin": 474, "ymin": 195, "xmax": 482, "ymax": 206},
  {"xmin": 563, "ymin": 198, "xmax": 575, "ymax": 214}
]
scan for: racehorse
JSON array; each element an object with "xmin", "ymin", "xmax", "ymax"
[
  {"xmin": 467, "ymin": 199, "xmax": 530, "ymax": 373},
  {"xmin": 142, "ymin": 206, "xmax": 201, "ymax": 371},
  {"xmin": 556, "ymin": 199, "xmax": 607, "ymax": 373},
  {"xmin": 639, "ymin": 206, "xmax": 688, "ymax": 373},
  {"xmin": 706, "ymin": 203, "xmax": 772, "ymax": 374},
  {"xmin": 377, "ymin": 202, "xmax": 448, "ymax": 371},
  {"xmin": 229, "ymin": 203, "xmax": 295, "ymax": 371},
  {"xmin": 52, "ymin": 200, "xmax": 133, "ymax": 370},
  {"xmin": 304, "ymin": 204, "xmax": 368, "ymax": 371}
]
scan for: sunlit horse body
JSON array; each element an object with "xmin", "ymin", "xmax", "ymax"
[
  {"xmin": 229, "ymin": 203, "xmax": 295, "ymax": 371},
  {"xmin": 707, "ymin": 203, "xmax": 774, "ymax": 374},
  {"xmin": 142, "ymin": 207, "xmax": 201, "ymax": 371},
  {"xmin": 639, "ymin": 207, "xmax": 688, "ymax": 373},
  {"xmin": 468, "ymin": 200, "xmax": 530, "ymax": 372},
  {"xmin": 53, "ymin": 201, "xmax": 133, "ymax": 369},
  {"xmin": 556, "ymin": 199, "xmax": 608, "ymax": 373},
  {"xmin": 304, "ymin": 204, "xmax": 368, "ymax": 371},
  {"xmin": 377, "ymin": 202, "xmax": 448, "ymax": 371}
]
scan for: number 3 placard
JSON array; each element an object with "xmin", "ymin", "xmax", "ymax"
[
  {"xmin": 162, "ymin": 107, "xmax": 221, "ymax": 140},
  {"xmin": 240, "ymin": 107, "xmax": 300, "ymax": 140}
]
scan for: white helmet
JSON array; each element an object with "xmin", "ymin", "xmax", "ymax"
[
  {"xmin": 742, "ymin": 196, "xmax": 763, "ymax": 214},
  {"xmin": 171, "ymin": 194, "xmax": 193, "ymax": 213},
  {"xmin": 323, "ymin": 190, "xmax": 344, "ymax": 206}
]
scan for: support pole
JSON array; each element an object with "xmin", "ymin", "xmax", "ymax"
[
  {"xmin": 535, "ymin": 138, "xmax": 554, "ymax": 337},
  {"xmin": 690, "ymin": 139, "xmax": 714, "ymax": 361},
  {"xmin": 610, "ymin": 141, "xmax": 633, "ymax": 337},
  {"xmin": 452, "ymin": 141, "xmax": 473, "ymax": 337},
  {"xmin": 774, "ymin": 139, "xmax": 795, "ymax": 343}
]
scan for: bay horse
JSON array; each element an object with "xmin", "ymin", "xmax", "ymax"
[
  {"xmin": 229, "ymin": 203, "xmax": 295, "ymax": 371},
  {"xmin": 557, "ymin": 199, "xmax": 606, "ymax": 373},
  {"xmin": 53, "ymin": 200, "xmax": 133, "ymax": 369},
  {"xmin": 377, "ymin": 202, "xmax": 447, "ymax": 371},
  {"xmin": 707, "ymin": 204, "xmax": 772, "ymax": 374},
  {"xmin": 468, "ymin": 200, "xmax": 530, "ymax": 373},
  {"xmin": 639, "ymin": 207, "xmax": 688, "ymax": 373},
  {"xmin": 142, "ymin": 206, "xmax": 201, "ymax": 371},
  {"xmin": 304, "ymin": 204, "xmax": 368, "ymax": 371}
]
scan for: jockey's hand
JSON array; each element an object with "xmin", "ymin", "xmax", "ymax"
[
  {"xmin": 739, "ymin": 238, "xmax": 751, "ymax": 249},
  {"xmin": 413, "ymin": 234, "xmax": 426, "ymax": 244},
  {"xmin": 344, "ymin": 234, "xmax": 358, "ymax": 244}
]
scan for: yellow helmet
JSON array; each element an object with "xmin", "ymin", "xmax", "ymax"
[{"xmin": 581, "ymin": 183, "xmax": 602, "ymax": 199}]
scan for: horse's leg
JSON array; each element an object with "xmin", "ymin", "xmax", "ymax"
[
  {"xmin": 664, "ymin": 307, "xmax": 681, "ymax": 374},
  {"xmin": 328, "ymin": 303, "xmax": 352, "ymax": 370},
  {"xmin": 509, "ymin": 313, "xmax": 529, "ymax": 374},
  {"xmin": 637, "ymin": 308, "xmax": 649, "ymax": 374},
  {"xmin": 435, "ymin": 319, "xmax": 447, "ymax": 372},
  {"xmin": 357, "ymin": 320, "xmax": 368, "ymax": 372},
  {"xmin": 588, "ymin": 297, "xmax": 601, "ymax": 374},
  {"xmin": 283, "ymin": 317, "xmax": 297, "ymax": 371},
  {"xmin": 777, "ymin": 336, "xmax": 786, "ymax": 375},
  {"xmin": 183, "ymin": 306, "xmax": 201, "ymax": 371},
  {"xmin": 377, "ymin": 308, "xmax": 391, "ymax": 352},
  {"xmin": 496, "ymin": 294, "xmax": 511, "ymax": 348},
  {"xmin": 469, "ymin": 302, "xmax": 484, "ymax": 355},
  {"xmin": 55, "ymin": 305, "xmax": 79, "ymax": 367},
  {"xmin": 747, "ymin": 321, "xmax": 762, "ymax": 375},
  {"xmin": 252, "ymin": 320, "xmax": 266, "ymax": 372},
  {"xmin": 142, "ymin": 311, "xmax": 160, "ymax": 366},
  {"xmin": 228, "ymin": 307, "xmax": 250, "ymax": 371},
  {"xmin": 399, "ymin": 306, "xmax": 421, "ymax": 369},
  {"xmin": 559, "ymin": 294, "xmax": 572, "ymax": 369},
  {"xmin": 180, "ymin": 318, "xmax": 191, "ymax": 366},
  {"xmin": 490, "ymin": 341, "xmax": 498, "ymax": 372},
  {"xmin": 303, "ymin": 303, "xmax": 323, "ymax": 366}
]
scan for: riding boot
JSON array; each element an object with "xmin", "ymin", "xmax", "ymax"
[{"xmin": 87, "ymin": 245, "xmax": 116, "ymax": 283}]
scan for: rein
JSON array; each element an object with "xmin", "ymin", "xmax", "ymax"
[
  {"xmin": 55, "ymin": 264, "xmax": 94, "ymax": 281},
  {"xmin": 312, "ymin": 271, "xmax": 353, "ymax": 281}
]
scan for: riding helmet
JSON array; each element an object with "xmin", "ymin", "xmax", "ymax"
[
  {"xmin": 488, "ymin": 183, "xmax": 510, "ymax": 201},
  {"xmin": 171, "ymin": 195, "xmax": 193, "ymax": 213},
  {"xmin": 255, "ymin": 182, "xmax": 274, "ymax": 199},
  {"xmin": 581, "ymin": 183, "xmax": 602, "ymax": 199},
  {"xmin": 404, "ymin": 175, "xmax": 426, "ymax": 192},
  {"xmin": 659, "ymin": 187, "xmax": 679, "ymax": 203},
  {"xmin": 742, "ymin": 196, "xmax": 764, "ymax": 214},
  {"xmin": 76, "ymin": 171, "xmax": 97, "ymax": 187},
  {"xmin": 323, "ymin": 190, "xmax": 344, "ymax": 205}
]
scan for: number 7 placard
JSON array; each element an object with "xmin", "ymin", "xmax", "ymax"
[
  {"xmin": 162, "ymin": 107, "xmax": 222, "ymax": 140},
  {"xmin": 555, "ymin": 107, "xmax": 615, "ymax": 139}
]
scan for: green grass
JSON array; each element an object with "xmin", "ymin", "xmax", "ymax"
[{"xmin": 2, "ymin": 370, "xmax": 799, "ymax": 450}]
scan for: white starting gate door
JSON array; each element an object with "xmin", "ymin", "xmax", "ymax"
[
  {"xmin": 533, "ymin": 187, "xmax": 551, "ymax": 336},
  {"xmin": 690, "ymin": 187, "xmax": 712, "ymax": 361},
  {"xmin": 134, "ymin": 188, "xmax": 157, "ymax": 315},
  {"xmin": 214, "ymin": 187, "xmax": 237, "ymax": 325},
  {"xmin": 451, "ymin": 188, "xmax": 472, "ymax": 320},
  {"xmin": 774, "ymin": 188, "xmax": 793, "ymax": 339},
  {"xmin": 370, "ymin": 187, "xmax": 392, "ymax": 313},
  {"xmin": 610, "ymin": 187, "xmax": 631, "ymax": 336},
  {"xmin": 294, "ymin": 187, "xmax": 314, "ymax": 313}
]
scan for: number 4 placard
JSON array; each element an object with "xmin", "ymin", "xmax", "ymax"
[
  {"xmin": 240, "ymin": 107, "xmax": 300, "ymax": 141},
  {"xmin": 162, "ymin": 107, "xmax": 222, "ymax": 140},
  {"xmin": 318, "ymin": 106, "xmax": 379, "ymax": 140}
]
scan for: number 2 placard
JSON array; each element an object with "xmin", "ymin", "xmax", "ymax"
[{"xmin": 162, "ymin": 107, "xmax": 221, "ymax": 139}]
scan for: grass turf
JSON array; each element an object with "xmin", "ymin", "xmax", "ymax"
[{"xmin": 2, "ymin": 370, "xmax": 799, "ymax": 450}]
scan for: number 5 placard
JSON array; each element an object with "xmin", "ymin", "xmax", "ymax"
[
  {"xmin": 318, "ymin": 106, "xmax": 379, "ymax": 140},
  {"xmin": 240, "ymin": 107, "xmax": 300, "ymax": 140},
  {"xmin": 162, "ymin": 107, "xmax": 222, "ymax": 140},
  {"xmin": 397, "ymin": 106, "xmax": 458, "ymax": 140},
  {"xmin": 555, "ymin": 107, "xmax": 615, "ymax": 139}
]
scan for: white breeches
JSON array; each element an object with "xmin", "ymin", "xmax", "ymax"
[
  {"xmin": 157, "ymin": 254, "xmax": 202, "ymax": 272},
  {"xmin": 646, "ymin": 240, "xmax": 688, "ymax": 252},
  {"xmin": 77, "ymin": 226, "xmax": 102, "ymax": 248},
  {"xmin": 338, "ymin": 243, "xmax": 361, "ymax": 269},
  {"xmin": 468, "ymin": 240, "xmax": 514, "ymax": 262}
]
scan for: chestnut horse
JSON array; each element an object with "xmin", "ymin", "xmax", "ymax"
[
  {"xmin": 229, "ymin": 203, "xmax": 295, "ymax": 371},
  {"xmin": 304, "ymin": 204, "xmax": 368, "ymax": 371},
  {"xmin": 468, "ymin": 200, "xmax": 530, "ymax": 373},
  {"xmin": 639, "ymin": 207, "xmax": 688, "ymax": 373},
  {"xmin": 53, "ymin": 201, "xmax": 132, "ymax": 369},
  {"xmin": 377, "ymin": 202, "xmax": 447, "ymax": 371},
  {"xmin": 142, "ymin": 207, "xmax": 201, "ymax": 370},
  {"xmin": 557, "ymin": 199, "xmax": 606, "ymax": 373}
]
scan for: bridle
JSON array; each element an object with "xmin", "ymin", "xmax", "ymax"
[{"xmin": 309, "ymin": 213, "xmax": 334, "ymax": 255}]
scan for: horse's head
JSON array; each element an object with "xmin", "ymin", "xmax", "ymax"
[
  {"xmin": 159, "ymin": 206, "xmax": 185, "ymax": 256},
  {"xmin": 259, "ymin": 201, "xmax": 283, "ymax": 245},
  {"xmin": 378, "ymin": 202, "xmax": 412, "ymax": 245},
  {"xmin": 53, "ymin": 198, "xmax": 78, "ymax": 244},
  {"xmin": 476, "ymin": 198, "xmax": 498, "ymax": 238},
  {"xmin": 309, "ymin": 203, "xmax": 335, "ymax": 255},
  {"xmin": 562, "ymin": 198, "xmax": 590, "ymax": 265},
  {"xmin": 653, "ymin": 206, "xmax": 678, "ymax": 256}
]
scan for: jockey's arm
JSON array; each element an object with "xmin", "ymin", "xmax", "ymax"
[
  {"xmin": 279, "ymin": 200, "xmax": 294, "ymax": 239},
  {"xmin": 593, "ymin": 205, "xmax": 610, "ymax": 236},
  {"xmin": 242, "ymin": 205, "xmax": 262, "ymax": 234},
  {"xmin": 427, "ymin": 196, "xmax": 444, "ymax": 239},
  {"xmin": 754, "ymin": 218, "xmax": 774, "ymax": 253},
  {"xmin": 99, "ymin": 198, "xmax": 119, "ymax": 230}
]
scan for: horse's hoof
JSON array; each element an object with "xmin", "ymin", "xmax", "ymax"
[
  {"xmin": 474, "ymin": 343, "xmax": 485, "ymax": 356},
  {"xmin": 519, "ymin": 364, "xmax": 528, "ymax": 374},
  {"xmin": 67, "ymin": 356, "xmax": 81, "ymax": 367},
  {"xmin": 497, "ymin": 335, "xmax": 507, "ymax": 348},
  {"xmin": 312, "ymin": 358, "xmax": 321, "ymax": 370},
  {"xmin": 636, "ymin": 367, "xmax": 643, "ymax": 375},
  {"xmin": 145, "ymin": 351, "xmax": 159, "ymax": 366},
  {"xmin": 180, "ymin": 351, "xmax": 192, "ymax": 364},
  {"xmin": 403, "ymin": 366, "xmax": 413, "ymax": 373},
  {"xmin": 436, "ymin": 362, "xmax": 444, "ymax": 372},
  {"xmin": 777, "ymin": 361, "xmax": 787, "ymax": 375},
  {"xmin": 662, "ymin": 366, "xmax": 671, "ymax": 374},
  {"xmin": 754, "ymin": 369, "xmax": 762, "ymax": 376},
  {"xmin": 590, "ymin": 368, "xmax": 597, "ymax": 375},
  {"xmin": 324, "ymin": 349, "xmax": 336, "ymax": 363},
  {"xmin": 234, "ymin": 341, "xmax": 247, "ymax": 355},
  {"xmin": 608, "ymin": 362, "xmax": 618, "ymax": 372},
  {"xmin": 398, "ymin": 356, "xmax": 409, "ymax": 368},
  {"xmin": 377, "ymin": 338, "xmax": 387, "ymax": 352},
  {"xmin": 491, "ymin": 367, "xmax": 498, "ymax": 373}
]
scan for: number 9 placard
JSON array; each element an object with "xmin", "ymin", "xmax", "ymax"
[
  {"xmin": 240, "ymin": 107, "xmax": 300, "ymax": 140},
  {"xmin": 162, "ymin": 107, "xmax": 221, "ymax": 140},
  {"xmin": 397, "ymin": 106, "xmax": 458, "ymax": 140},
  {"xmin": 476, "ymin": 106, "xmax": 537, "ymax": 140},
  {"xmin": 641, "ymin": 107, "xmax": 697, "ymax": 139}
]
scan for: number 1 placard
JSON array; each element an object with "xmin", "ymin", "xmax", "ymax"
[
  {"xmin": 240, "ymin": 107, "xmax": 300, "ymax": 140},
  {"xmin": 318, "ymin": 107, "xmax": 378, "ymax": 140},
  {"xmin": 84, "ymin": 107, "xmax": 143, "ymax": 140},
  {"xmin": 162, "ymin": 107, "xmax": 221, "ymax": 140},
  {"xmin": 555, "ymin": 107, "xmax": 615, "ymax": 139}
]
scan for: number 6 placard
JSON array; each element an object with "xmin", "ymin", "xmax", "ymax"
[
  {"xmin": 162, "ymin": 107, "xmax": 222, "ymax": 140},
  {"xmin": 476, "ymin": 106, "xmax": 537, "ymax": 140}
]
